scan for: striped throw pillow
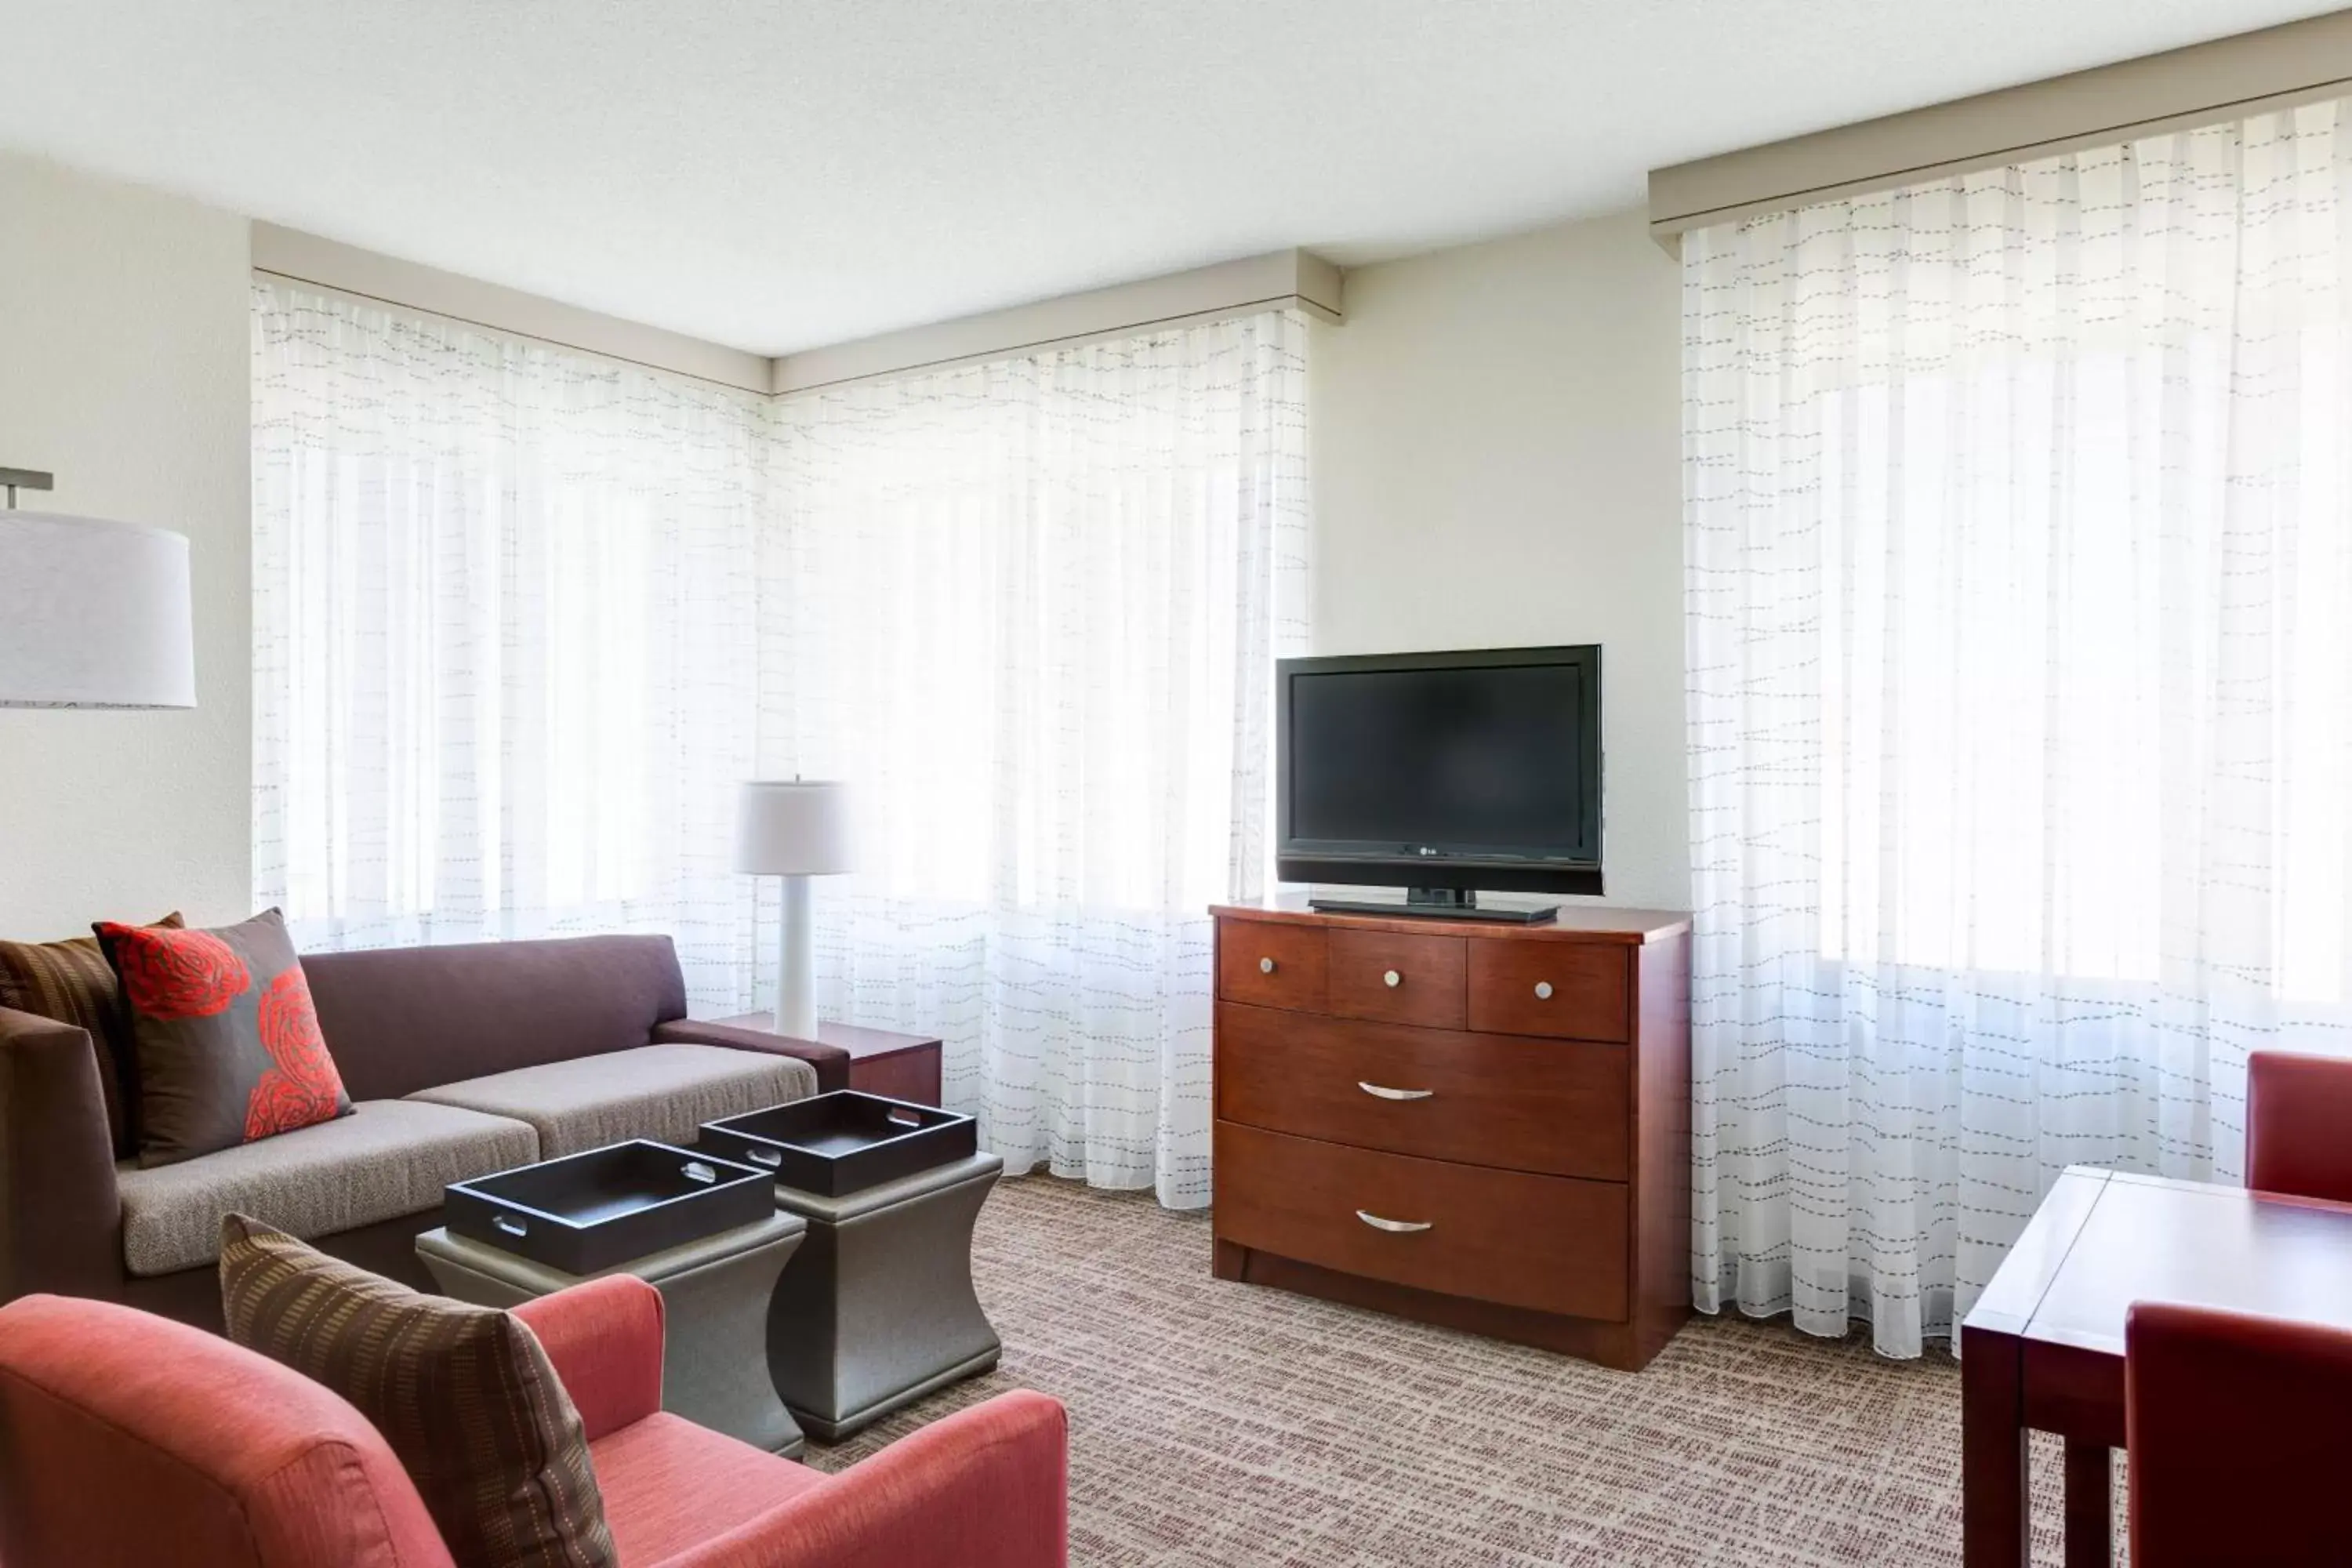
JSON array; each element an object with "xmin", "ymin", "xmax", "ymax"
[
  {"xmin": 0, "ymin": 913, "xmax": 182, "ymax": 1157},
  {"xmin": 219, "ymin": 1214, "xmax": 619, "ymax": 1568}
]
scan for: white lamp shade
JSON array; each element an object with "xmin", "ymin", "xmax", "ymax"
[
  {"xmin": 734, "ymin": 780, "xmax": 855, "ymax": 876},
  {"xmin": 0, "ymin": 512, "xmax": 195, "ymax": 709}
]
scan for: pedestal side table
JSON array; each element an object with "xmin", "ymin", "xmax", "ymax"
[
  {"xmin": 419, "ymin": 1210, "xmax": 810, "ymax": 1457},
  {"xmin": 765, "ymin": 1150, "xmax": 1003, "ymax": 1441}
]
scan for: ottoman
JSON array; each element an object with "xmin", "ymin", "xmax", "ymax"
[
  {"xmin": 765, "ymin": 1151, "xmax": 1004, "ymax": 1441},
  {"xmin": 418, "ymin": 1210, "xmax": 810, "ymax": 1456}
]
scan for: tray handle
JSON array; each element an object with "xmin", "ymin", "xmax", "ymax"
[
  {"xmin": 887, "ymin": 1107, "xmax": 924, "ymax": 1128},
  {"xmin": 492, "ymin": 1214, "xmax": 528, "ymax": 1239},
  {"xmin": 683, "ymin": 1160, "xmax": 718, "ymax": 1185},
  {"xmin": 744, "ymin": 1146, "xmax": 783, "ymax": 1168}
]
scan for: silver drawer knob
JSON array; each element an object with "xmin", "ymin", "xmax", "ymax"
[
  {"xmin": 1383, "ymin": 969, "xmax": 1401, "ymax": 988},
  {"xmin": 1534, "ymin": 981, "xmax": 1554, "ymax": 1000},
  {"xmin": 1259, "ymin": 956, "xmax": 1276, "ymax": 975}
]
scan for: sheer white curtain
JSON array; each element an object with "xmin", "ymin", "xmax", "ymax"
[
  {"xmin": 764, "ymin": 311, "xmax": 1311, "ymax": 1207},
  {"xmin": 254, "ymin": 281, "xmax": 1307, "ymax": 1203},
  {"xmin": 1685, "ymin": 100, "xmax": 2352, "ymax": 1356},
  {"xmin": 252, "ymin": 278, "xmax": 769, "ymax": 1007}
]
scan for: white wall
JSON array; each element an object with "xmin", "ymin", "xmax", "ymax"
[
  {"xmin": 0, "ymin": 154, "xmax": 252, "ymax": 938},
  {"xmin": 1309, "ymin": 209, "xmax": 1688, "ymax": 912}
]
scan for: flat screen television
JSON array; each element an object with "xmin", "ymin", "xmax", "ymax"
[{"xmin": 1276, "ymin": 644, "xmax": 1600, "ymax": 920}]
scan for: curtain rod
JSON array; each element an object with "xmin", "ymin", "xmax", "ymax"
[
  {"xmin": 1650, "ymin": 9, "xmax": 2352, "ymax": 247},
  {"xmin": 250, "ymin": 265, "xmax": 773, "ymax": 397},
  {"xmin": 254, "ymin": 224, "xmax": 1345, "ymax": 401}
]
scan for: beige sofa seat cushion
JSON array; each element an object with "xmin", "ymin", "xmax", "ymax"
[
  {"xmin": 406, "ymin": 1043, "xmax": 815, "ymax": 1158},
  {"xmin": 118, "ymin": 1099, "xmax": 539, "ymax": 1276}
]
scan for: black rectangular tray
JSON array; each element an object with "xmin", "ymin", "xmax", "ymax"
[
  {"xmin": 445, "ymin": 1139, "xmax": 775, "ymax": 1275},
  {"xmin": 699, "ymin": 1091, "xmax": 977, "ymax": 1197}
]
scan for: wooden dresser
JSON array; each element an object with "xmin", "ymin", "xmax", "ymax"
[{"xmin": 1210, "ymin": 898, "xmax": 1692, "ymax": 1370}]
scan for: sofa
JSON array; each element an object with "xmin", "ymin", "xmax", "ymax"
[
  {"xmin": 0, "ymin": 932, "xmax": 848, "ymax": 1330},
  {"xmin": 0, "ymin": 1276, "xmax": 1069, "ymax": 1567}
]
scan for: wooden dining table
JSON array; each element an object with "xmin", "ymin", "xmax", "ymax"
[{"xmin": 1961, "ymin": 1166, "xmax": 2352, "ymax": 1566}]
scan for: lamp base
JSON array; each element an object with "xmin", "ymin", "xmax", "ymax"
[{"xmin": 774, "ymin": 873, "xmax": 818, "ymax": 1041}]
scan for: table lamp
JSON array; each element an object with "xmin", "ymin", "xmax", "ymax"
[
  {"xmin": 734, "ymin": 780, "xmax": 854, "ymax": 1040},
  {"xmin": 0, "ymin": 467, "xmax": 196, "ymax": 710}
]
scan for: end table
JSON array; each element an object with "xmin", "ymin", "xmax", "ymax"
[{"xmin": 713, "ymin": 1016, "xmax": 945, "ymax": 1106}]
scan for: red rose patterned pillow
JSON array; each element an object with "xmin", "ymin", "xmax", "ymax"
[{"xmin": 96, "ymin": 909, "xmax": 352, "ymax": 1167}]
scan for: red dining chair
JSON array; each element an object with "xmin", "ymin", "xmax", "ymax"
[
  {"xmin": 2245, "ymin": 1050, "xmax": 2352, "ymax": 1204},
  {"xmin": 2126, "ymin": 1301, "xmax": 2352, "ymax": 1566}
]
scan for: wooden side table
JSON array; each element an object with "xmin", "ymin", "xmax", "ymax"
[{"xmin": 714, "ymin": 1017, "xmax": 944, "ymax": 1106}]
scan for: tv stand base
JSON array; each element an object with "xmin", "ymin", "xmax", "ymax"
[{"xmin": 1305, "ymin": 890, "xmax": 1558, "ymax": 924}]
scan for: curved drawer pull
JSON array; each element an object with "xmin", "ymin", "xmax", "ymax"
[
  {"xmin": 1534, "ymin": 981, "xmax": 1554, "ymax": 1000},
  {"xmin": 1358, "ymin": 1081, "xmax": 1433, "ymax": 1102},
  {"xmin": 492, "ymin": 1214, "xmax": 528, "ymax": 1238},
  {"xmin": 1383, "ymin": 969, "xmax": 1402, "ymax": 988},
  {"xmin": 1259, "ymin": 956, "xmax": 1277, "ymax": 975},
  {"xmin": 1356, "ymin": 1210, "xmax": 1433, "ymax": 1234}
]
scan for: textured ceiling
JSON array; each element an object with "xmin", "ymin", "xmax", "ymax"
[{"xmin": 2, "ymin": 0, "xmax": 2337, "ymax": 354}]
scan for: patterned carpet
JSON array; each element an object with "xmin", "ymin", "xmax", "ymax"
[{"xmin": 805, "ymin": 1175, "xmax": 2114, "ymax": 1566}]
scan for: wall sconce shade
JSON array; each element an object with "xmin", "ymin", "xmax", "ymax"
[{"xmin": 0, "ymin": 512, "xmax": 196, "ymax": 710}]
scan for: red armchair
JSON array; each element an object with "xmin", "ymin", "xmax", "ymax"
[
  {"xmin": 0, "ymin": 1278, "xmax": 1066, "ymax": 1568},
  {"xmin": 2245, "ymin": 1049, "xmax": 2352, "ymax": 1205},
  {"xmin": 2126, "ymin": 1301, "xmax": 2352, "ymax": 1566}
]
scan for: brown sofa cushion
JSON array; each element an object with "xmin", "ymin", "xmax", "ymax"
[
  {"xmin": 98, "ymin": 909, "xmax": 352, "ymax": 1167},
  {"xmin": 303, "ymin": 935, "xmax": 691, "ymax": 1104},
  {"xmin": 0, "ymin": 913, "xmax": 182, "ymax": 1158},
  {"xmin": 220, "ymin": 1214, "xmax": 618, "ymax": 1568}
]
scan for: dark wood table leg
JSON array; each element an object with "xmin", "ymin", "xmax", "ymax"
[
  {"xmin": 2063, "ymin": 1439, "xmax": 2112, "ymax": 1567},
  {"xmin": 1962, "ymin": 1323, "xmax": 2030, "ymax": 1568}
]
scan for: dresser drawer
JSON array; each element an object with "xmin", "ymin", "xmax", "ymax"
[
  {"xmin": 1214, "ymin": 1122, "xmax": 1628, "ymax": 1320},
  {"xmin": 1214, "ymin": 1002, "xmax": 1627, "ymax": 1179},
  {"xmin": 1467, "ymin": 941, "xmax": 1631, "ymax": 1042},
  {"xmin": 1326, "ymin": 930, "xmax": 1465, "ymax": 1029},
  {"xmin": 1217, "ymin": 920, "xmax": 1327, "ymax": 1012}
]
